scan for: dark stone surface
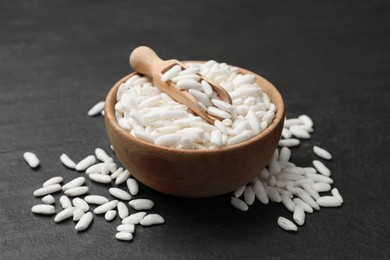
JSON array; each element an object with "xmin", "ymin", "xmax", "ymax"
[{"xmin": 1, "ymin": 0, "xmax": 389, "ymax": 259}]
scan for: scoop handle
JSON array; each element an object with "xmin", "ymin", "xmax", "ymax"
[{"xmin": 129, "ymin": 46, "xmax": 167, "ymax": 76}]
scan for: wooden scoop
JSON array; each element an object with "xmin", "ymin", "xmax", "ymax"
[{"xmin": 129, "ymin": 46, "xmax": 232, "ymax": 124}]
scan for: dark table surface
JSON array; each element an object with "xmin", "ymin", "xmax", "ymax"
[{"xmin": 1, "ymin": 0, "xmax": 389, "ymax": 259}]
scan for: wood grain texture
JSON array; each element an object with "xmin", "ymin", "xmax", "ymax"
[{"xmin": 105, "ymin": 67, "xmax": 284, "ymax": 197}]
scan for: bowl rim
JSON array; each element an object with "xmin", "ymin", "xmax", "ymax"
[{"xmin": 105, "ymin": 63, "xmax": 284, "ymax": 155}]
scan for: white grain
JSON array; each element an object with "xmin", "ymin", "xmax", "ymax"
[
  {"xmin": 140, "ymin": 214, "xmax": 165, "ymax": 226},
  {"xmin": 115, "ymin": 170, "xmax": 131, "ymax": 185},
  {"xmin": 72, "ymin": 198, "xmax": 89, "ymax": 212},
  {"xmin": 282, "ymin": 167, "xmax": 305, "ymax": 175},
  {"xmin": 277, "ymin": 216, "xmax": 298, "ymax": 232},
  {"xmin": 126, "ymin": 178, "xmax": 139, "ymax": 196},
  {"xmin": 316, "ymin": 196, "xmax": 342, "ymax": 207},
  {"xmin": 244, "ymin": 185, "xmax": 255, "ymax": 205},
  {"xmin": 33, "ymin": 184, "xmax": 62, "ymax": 197},
  {"xmin": 73, "ymin": 208, "xmax": 85, "ymax": 221},
  {"xmin": 42, "ymin": 176, "xmax": 63, "ymax": 187},
  {"xmin": 76, "ymin": 155, "xmax": 97, "ymax": 171},
  {"xmin": 233, "ymin": 74, "xmax": 256, "ymax": 86},
  {"xmin": 154, "ymin": 134, "xmax": 181, "ymax": 147},
  {"xmin": 210, "ymin": 130, "xmax": 223, "ymax": 147},
  {"xmin": 289, "ymin": 126, "xmax": 310, "ymax": 139},
  {"xmin": 293, "ymin": 198, "xmax": 313, "ymax": 213},
  {"xmin": 281, "ymin": 128, "xmax": 292, "ymax": 139},
  {"xmin": 233, "ymin": 185, "xmax": 246, "ymax": 198},
  {"xmin": 275, "ymin": 173, "xmax": 304, "ymax": 181},
  {"xmin": 88, "ymin": 101, "xmax": 105, "ymax": 116},
  {"xmin": 293, "ymin": 205, "xmax": 305, "ymax": 226},
  {"xmin": 31, "ymin": 204, "xmax": 55, "ymax": 215},
  {"xmin": 41, "ymin": 195, "xmax": 55, "ymax": 204},
  {"xmin": 302, "ymin": 183, "xmax": 320, "ymax": 200},
  {"xmin": 296, "ymin": 189, "xmax": 320, "ymax": 211},
  {"xmin": 278, "ymin": 138, "xmax": 300, "ymax": 147},
  {"xmin": 189, "ymin": 89, "xmax": 212, "ymax": 106},
  {"xmin": 109, "ymin": 162, "xmax": 117, "ymax": 173},
  {"xmin": 75, "ymin": 212, "xmax": 93, "ymax": 231},
  {"xmin": 264, "ymin": 186, "xmax": 281, "ymax": 202},
  {"xmin": 312, "ymin": 182, "xmax": 332, "ymax": 193},
  {"xmin": 201, "ymin": 80, "xmax": 213, "ymax": 96},
  {"xmin": 231, "ymin": 197, "xmax": 248, "ymax": 211},
  {"xmin": 117, "ymin": 224, "xmax": 135, "ymax": 233},
  {"xmin": 172, "ymin": 74, "xmax": 201, "ymax": 82},
  {"xmin": 122, "ymin": 212, "xmax": 147, "ymax": 225},
  {"xmin": 161, "ymin": 64, "xmax": 182, "ymax": 82},
  {"xmin": 207, "ymin": 106, "xmax": 232, "ymax": 119},
  {"xmin": 259, "ymin": 168, "xmax": 270, "ymax": 182},
  {"xmin": 94, "ymin": 200, "xmax": 118, "ymax": 214},
  {"xmin": 178, "ymin": 67, "xmax": 199, "ymax": 76},
  {"xmin": 293, "ymin": 179, "xmax": 315, "ymax": 186},
  {"xmin": 284, "ymin": 118, "xmax": 303, "ymax": 128},
  {"xmin": 281, "ymin": 194, "xmax": 295, "ymax": 212},
  {"xmin": 109, "ymin": 188, "xmax": 132, "ymax": 201},
  {"xmin": 176, "ymin": 79, "xmax": 202, "ymax": 90},
  {"xmin": 60, "ymin": 153, "xmax": 76, "ymax": 169},
  {"xmin": 62, "ymin": 177, "xmax": 85, "ymax": 191},
  {"xmin": 85, "ymin": 163, "xmax": 104, "ymax": 174},
  {"xmin": 298, "ymin": 114, "xmax": 313, "ymax": 128},
  {"xmin": 84, "ymin": 195, "xmax": 109, "ymax": 205},
  {"xmin": 246, "ymin": 109, "xmax": 261, "ymax": 135},
  {"xmin": 138, "ymin": 96, "xmax": 162, "ymax": 109},
  {"xmin": 312, "ymin": 160, "xmax": 331, "ymax": 176},
  {"xmin": 23, "ymin": 152, "xmax": 40, "ymax": 168},
  {"xmin": 54, "ymin": 207, "xmax": 75, "ymax": 222},
  {"xmin": 279, "ymin": 147, "xmax": 291, "ymax": 162},
  {"xmin": 95, "ymin": 148, "xmax": 110, "ymax": 161},
  {"xmin": 306, "ymin": 173, "xmax": 333, "ymax": 184},
  {"xmin": 227, "ymin": 130, "xmax": 252, "ymax": 146},
  {"xmin": 115, "ymin": 232, "xmax": 133, "ymax": 241},
  {"xmin": 331, "ymin": 188, "xmax": 344, "ymax": 203},
  {"xmin": 253, "ymin": 180, "xmax": 269, "ymax": 204},
  {"xmin": 128, "ymin": 199, "xmax": 154, "ymax": 210},
  {"xmin": 105, "ymin": 210, "xmax": 117, "ymax": 221},
  {"xmin": 89, "ymin": 173, "xmax": 112, "ymax": 184},
  {"xmin": 64, "ymin": 186, "xmax": 89, "ymax": 197},
  {"xmin": 99, "ymin": 160, "xmax": 112, "ymax": 175},
  {"xmin": 117, "ymin": 202, "xmax": 129, "ymax": 219},
  {"xmin": 111, "ymin": 167, "xmax": 124, "ymax": 180},
  {"xmin": 313, "ymin": 146, "xmax": 332, "ymax": 160},
  {"xmin": 60, "ymin": 195, "xmax": 72, "ymax": 208},
  {"xmin": 214, "ymin": 120, "xmax": 228, "ymax": 135},
  {"xmin": 267, "ymin": 175, "xmax": 276, "ymax": 187},
  {"xmin": 211, "ymin": 99, "xmax": 236, "ymax": 114}
]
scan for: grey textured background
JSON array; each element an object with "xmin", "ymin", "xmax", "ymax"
[{"xmin": 1, "ymin": 0, "xmax": 389, "ymax": 259}]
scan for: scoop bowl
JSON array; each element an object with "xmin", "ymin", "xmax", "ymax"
[{"xmin": 104, "ymin": 64, "xmax": 284, "ymax": 197}]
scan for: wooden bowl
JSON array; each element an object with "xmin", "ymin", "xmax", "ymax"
[{"xmin": 104, "ymin": 65, "xmax": 284, "ymax": 198}]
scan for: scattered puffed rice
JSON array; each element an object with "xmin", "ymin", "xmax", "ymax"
[
  {"xmin": 88, "ymin": 101, "xmax": 105, "ymax": 117},
  {"xmin": 105, "ymin": 210, "xmax": 117, "ymax": 221},
  {"xmin": 60, "ymin": 154, "xmax": 76, "ymax": 169},
  {"xmin": 42, "ymin": 195, "xmax": 55, "ymax": 204},
  {"xmin": 116, "ymin": 232, "xmax": 133, "ymax": 241},
  {"xmin": 31, "ymin": 204, "xmax": 55, "ymax": 215},
  {"xmin": 277, "ymin": 216, "xmax": 298, "ymax": 231},
  {"xmin": 23, "ymin": 152, "xmax": 40, "ymax": 168},
  {"xmin": 140, "ymin": 214, "xmax": 165, "ymax": 226},
  {"xmin": 75, "ymin": 212, "xmax": 93, "ymax": 231}
]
